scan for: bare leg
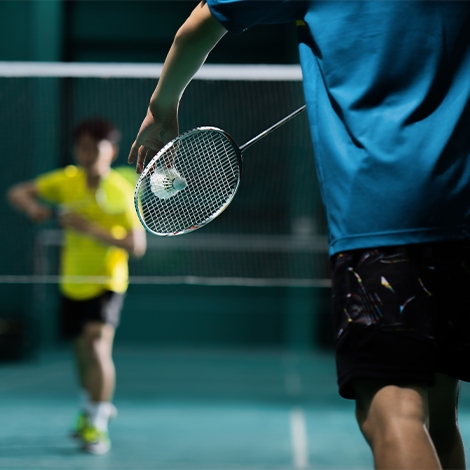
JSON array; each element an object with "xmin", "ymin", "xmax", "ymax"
[
  {"xmin": 72, "ymin": 340, "xmax": 87, "ymax": 390},
  {"xmin": 72, "ymin": 322, "xmax": 116, "ymax": 402},
  {"xmin": 354, "ymin": 379, "xmax": 441, "ymax": 470},
  {"xmin": 428, "ymin": 373, "xmax": 465, "ymax": 470}
]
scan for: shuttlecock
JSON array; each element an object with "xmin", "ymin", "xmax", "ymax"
[{"xmin": 150, "ymin": 167, "xmax": 187, "ymax": 199}]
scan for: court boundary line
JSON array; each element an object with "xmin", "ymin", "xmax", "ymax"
[{"xmin": 290, "ymin": 407, "xmax": 310, "ymax": 469}]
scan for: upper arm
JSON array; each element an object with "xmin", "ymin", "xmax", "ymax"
[{"xmin": 175, "ymin": 1, "xmax": 227, "ymax": 47}]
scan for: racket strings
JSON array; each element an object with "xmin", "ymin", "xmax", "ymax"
[
  {"xmin": 178, "ymin": 134, "xmax": 235, "ymax": 226},
  {"xmin": 137, "ymin": 129, "xmax": 241, "ymax": 235}
]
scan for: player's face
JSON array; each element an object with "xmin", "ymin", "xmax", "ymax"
[{"xmin": 74, "ymin": 134, "xmax": 116, "ymax": 170}]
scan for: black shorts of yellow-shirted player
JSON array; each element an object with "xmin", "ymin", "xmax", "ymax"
[{"xmin": 8, "ymin": 117, "xmax": 146, "ymax": 455}]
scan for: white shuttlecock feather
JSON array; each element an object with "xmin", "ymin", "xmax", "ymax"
[{"xmin": 150, "ymin": 167, "xmax": 187, "ymax": 199}]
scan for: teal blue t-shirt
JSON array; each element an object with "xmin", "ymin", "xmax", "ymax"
[{"xmin": 207, "ymin": 0, "xmax": 470, "ymax": 255}]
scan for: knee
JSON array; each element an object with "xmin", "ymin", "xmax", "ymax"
[
  {"xmin": 80, "ymin": 323, "xmax": 114, "ymax": 360},
  {"xmin": 355, "ymin": 382, "xmax": 428, "ymax": 446}
]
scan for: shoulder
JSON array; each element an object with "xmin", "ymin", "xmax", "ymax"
[{"xmin": 35, "ymin": 165, "xmax": 84, "ymax": 187}]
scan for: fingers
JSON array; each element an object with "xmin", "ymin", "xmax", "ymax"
[
  {"xmin": 128, "ymin": 142, "xmax": 147, "ymax": 175},
  {"xmin": 128, "ymin": 108, "xmax": 179, "ymax": 173},
  {"xmin": 136, "ymin": 146, "xmax": 148, "ymax": 175},
  {"xmin": 133, "ymin": 146, "xmax": 159, "ymax": 174},
  {"xmin": 128, "ymin": 141, "xmax": 138, "ymax": 164},
  {"xmin": 128, "ymin": 135, "xmax": 157, "ymax": 174}
]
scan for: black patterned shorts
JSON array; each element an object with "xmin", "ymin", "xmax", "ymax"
[
  {"xmin": 332, "ymin": 242, "xmax": 470, "ymax": 399},
  {"xmin": 60, "ymin": 290, "xmax": 125, "ymax": 339}
]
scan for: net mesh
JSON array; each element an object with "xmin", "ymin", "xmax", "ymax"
[{"xmin": 0, "ymin": 63, "xmax": 329, "ymax": 287}]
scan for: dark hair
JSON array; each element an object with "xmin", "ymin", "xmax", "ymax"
[{"xmin": 73, "ymin": 117, "xmax": 121, "ymax": 144}]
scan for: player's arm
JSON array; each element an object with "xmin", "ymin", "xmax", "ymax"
[
  {"xmin": 7, "ymin": 181, "xmax": 52, "ymax": 222},
  {"xmin": 84, "ymin": 225, "xmax": 146, "ymax": 258},
  {"xmin": 59, "ymin": 213, "xmax": 147, "ymax": 257},
  {"xmin": 128, "ymin": 0, "xmax": 227, "ymax": 173}
]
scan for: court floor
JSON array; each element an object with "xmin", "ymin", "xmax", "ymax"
[{"xmin": 2, "ymin": 346, "xmax": 470, "ymax": 470}]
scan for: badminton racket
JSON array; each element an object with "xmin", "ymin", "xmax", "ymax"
[{"xmin": 134, "ymin": 104, "xmax": 306, "ymax": 236}]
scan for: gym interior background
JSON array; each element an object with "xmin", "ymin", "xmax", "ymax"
[{"xmin": 0, "ymin": 0, "xmax": 332, "ymax": 356}]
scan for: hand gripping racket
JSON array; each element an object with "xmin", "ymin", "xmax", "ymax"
[{"xmin": 134, "ymin": 104, "xmax": 306, "ymax": 236}]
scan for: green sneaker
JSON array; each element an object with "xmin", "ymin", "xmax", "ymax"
[
  {"xmin": 79, "ymin": 425, "xmax": 111, "ymax": 455},
  {"xmin": 70, "ymin": 411, "xmax": 90, "ymax": 439}
]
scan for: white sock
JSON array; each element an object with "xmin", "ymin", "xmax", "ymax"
[{"xmin": 86, "ymin": 401, "xmax": 114, "ymax": 432}]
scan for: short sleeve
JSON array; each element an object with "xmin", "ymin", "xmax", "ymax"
[
  {"xmin": 206, "ymin": 0, "xmax": 306, "ymax": 34},
  {"xmin": 35, "ymin": 167, "xmax": 71, "ymax": 204}
]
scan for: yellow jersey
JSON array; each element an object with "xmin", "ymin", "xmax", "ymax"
[{"xmin": 36, "ymin": 165, "xmax": 141, "ymax": 300}]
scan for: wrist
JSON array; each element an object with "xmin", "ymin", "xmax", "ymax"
[{"xmin": 148, "ymin": 95, "xmax": 179, "ymax": 119}]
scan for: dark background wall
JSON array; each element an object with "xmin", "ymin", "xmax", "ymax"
[
  {"xmin": 0, "ymin": 1, "xmax": 299, "ymax": 64},
  {"xmin": 0, "ymin": 1, "xmax": 332, "ymax": 354}
]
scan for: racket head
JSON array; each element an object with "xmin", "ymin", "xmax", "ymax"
[{"xmin": 134, "ymin": 126, "xmax": 243, "ymax": 236}]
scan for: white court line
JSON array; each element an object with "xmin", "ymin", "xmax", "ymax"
[{"xmin": 290, "ymin": 408, "xmax": 310, "ymax": 469}]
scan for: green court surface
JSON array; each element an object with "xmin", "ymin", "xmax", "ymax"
[{"xmin": 1, "ymin": 347, "xmax": 470, "ymax": 470}]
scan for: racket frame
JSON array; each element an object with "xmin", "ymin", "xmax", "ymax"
[{"xmin": 134, "ymin": 126, "xmax": 243, "ymax": 236}]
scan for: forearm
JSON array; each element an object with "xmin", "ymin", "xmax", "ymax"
[
  {"xmin": 7, "ymin": 183, "xmax": 51, "ymax": 222},
  {"xmin": 127, "ymin": 1, "xmax": 226, "ymax": 171},
  {"xmin": 8, "ymin": 185, "xmax": 38, "ymax": 213},
  {"xmin": 87, "ymin": 225, "xmax": 146, "ymax": 258},
  {"xmin": 149, "ymin": 1, "xmax": 226, "ymax": 115}
]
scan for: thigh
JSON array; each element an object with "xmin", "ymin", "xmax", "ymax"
[{"xmin": 332, "ymin": 246, "xmax": 438, "ymax": 399}]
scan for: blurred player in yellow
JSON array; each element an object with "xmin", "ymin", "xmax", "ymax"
[{"xmin": 8, "ymin": 117, "xmax": 146, "ymax": 454}]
